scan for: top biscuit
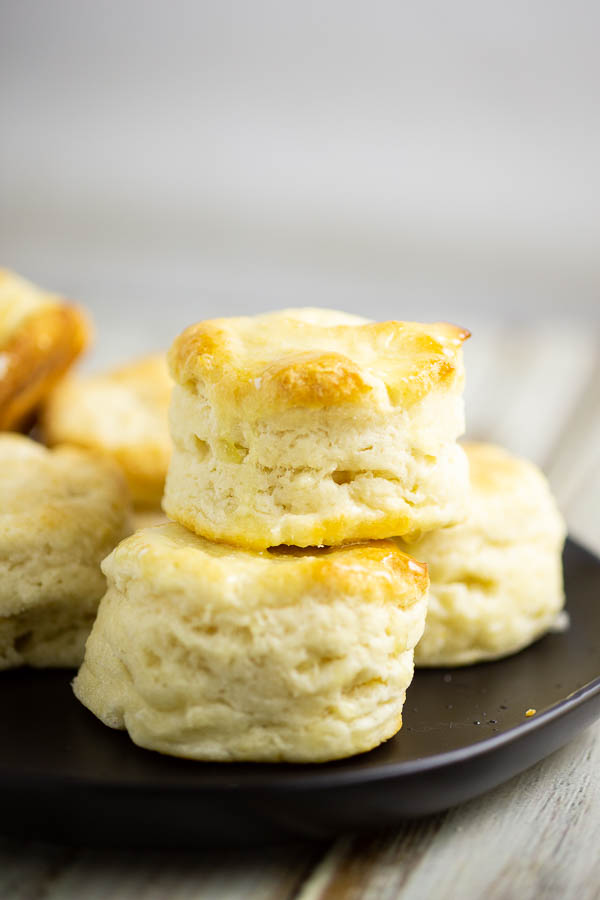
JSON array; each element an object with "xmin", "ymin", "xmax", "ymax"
[
  {"xmin": 170, "ymin": 307, "xmax": 469, "ymax": 417},
  {"xmin": 0, "ymin": 269, "xmax": 90, "ymax": 430},
  {"xmin": 164, "ymin": 308, "xmax": 470, "ymax": 549}
]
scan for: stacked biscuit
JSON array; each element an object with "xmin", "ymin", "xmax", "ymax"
[
  {"xmin": 74, "ymin": 308, "xmax": 472, "ymax": 761},
  {"xmin": 0, "ymin": 275, "xmax": 567, "ymax": 764}
]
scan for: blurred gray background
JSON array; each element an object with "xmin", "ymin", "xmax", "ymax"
[
  {"xmin": 2, "ymin": 1, "xmax": 600, "ymax": 350},
  {"xmin": 1, "ymin": 0, "xmax": 598, "ymax": 544}
]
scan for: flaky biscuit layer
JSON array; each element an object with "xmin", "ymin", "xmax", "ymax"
[
  {"xmin": 0, "ymin": 434, "xmax": 132, "ymax": 670},
  {"xmin": 164, "ymin": 308, "xmax": 469, "ymax": 547},
  {"xmin": 74, "ymin": 523, "xmax": 429, "ymax": 762}
]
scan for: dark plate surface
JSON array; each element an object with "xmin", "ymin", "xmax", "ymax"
[{"xmin": 1, "ymin": 538, "xmax": 599, "ymax": 847}]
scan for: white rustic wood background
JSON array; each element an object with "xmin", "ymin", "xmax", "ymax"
[{"xmin": 0, "ymin": 320, "xmax": 598, "ymax": 900}]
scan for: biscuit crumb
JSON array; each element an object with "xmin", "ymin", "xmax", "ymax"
[{"xmin": 525, "ymin": 708, "xmax": 537, "ymax": 717}]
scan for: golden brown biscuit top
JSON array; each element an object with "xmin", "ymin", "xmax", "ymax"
[
  {"xmin": 0, "ymin": 269, "xmax": 57, "ymax": 344},
  {"xmin": 169, "ymin": 308, "xmax": 469, "ymax": 412},
  {"xmin": 105, "ymin": 522, "xmax": 428, "ymax": 609}
]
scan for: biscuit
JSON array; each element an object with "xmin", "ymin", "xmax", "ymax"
[
  {"xmin": 0, "ymin": 269, "xmax": 89, "ymax": 430},
  {"xmin": 0, "ymin": 434, "xmax": 132, "ymax": 670},
  {"xmin": 397, "ymin": 443, "xmax": 566, "ymax": 667},
  {"xmin": 43, "ymin": 354, "xmax": 172, "ymax": 508},
  {"xmin": 73, "ymin": 523, "xmax": 429, "ymax": 762},
  {"xmin": 163, "ymin": 308, "xmax": 470, "ymax": 549}
]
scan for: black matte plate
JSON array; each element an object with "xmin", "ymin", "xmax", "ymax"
[{"xmin": 1, "ymin": 539, "xmax": 599, "ymax": 847}]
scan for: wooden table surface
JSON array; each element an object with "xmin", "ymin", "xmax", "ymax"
[{"xmin": 1, "ymin": 322, "xmax": 599, "ymax": 900}]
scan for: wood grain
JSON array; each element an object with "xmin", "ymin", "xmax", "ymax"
[
  {"xmin": 297, "ymin": 722, "xmax": 600, "ymax": 900},
  {"xmin": 0, "ymin": 841, "xmax": 326, "ymax": 900}
]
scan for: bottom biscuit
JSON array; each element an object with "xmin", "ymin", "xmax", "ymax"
[{"xmin": 73, "ymin": 523, "xmax": 429, "ymax": 762}]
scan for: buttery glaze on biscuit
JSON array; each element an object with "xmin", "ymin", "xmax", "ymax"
[
  {"xmin": 0, "ymin": 269, "xmax": 90, "ymax": 430},
  {"xmin": 164, "ymin": 307, "xmax": 470, "ymax": 549},
  {"xmin": 170, "ymin": 309, "xmax": 470, "ymax": 416},
  {"xmin": 73, "ymin": 523, "xmax": 429, "ymax": 763},
  {"xmin": 398, "ymin": 442, "xmax": 567, "ymax": 667}
]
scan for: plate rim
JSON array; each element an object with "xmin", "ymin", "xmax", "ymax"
[{"xmin": 2, "ymin": 676, "xmax": 599, "ymax": 793}]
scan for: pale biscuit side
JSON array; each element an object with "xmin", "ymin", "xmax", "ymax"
[
  {"xmin": 0, "ymin": 434, "xmax": 132, "ymax": 669},
  {"xmin": 74, "ymin": 524, "xmax": 429, "ymax": 762},
  {"xmin": 164, "ymin": 377, "xmax": 468, "ymax": 548},
  {"xmin": 400, "ymin": 443, "xmax": 567, "ymax": 666}
]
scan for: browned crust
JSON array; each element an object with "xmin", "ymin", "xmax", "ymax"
[
  {"xmin": 168, "ymin": 322, "xmax": 231, "ymax": 384},
  {"xmin": 0, "ymin": 304, "xmax": 90, "ymax": 430},
  {"xmin": 299, "ymin": 541, "xmax": 429, "ymax": 607},
  {"xmin": 163, "ymin": 495, "xmax": 421, "ymax": 551},
  {"xmin": 169, "ymin": 314, "xmax": 469, "ymax": 411},
  {"xmin": 260, "ymin": 351, "xmax": 373, "ymax": 407},
  {"xmin": 268, "ymin": 537, "xmax": 427, "ymax": 576},
  {"xmin": 159, "ymin": 499, "xmax": 430, "ymax": 602}
]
